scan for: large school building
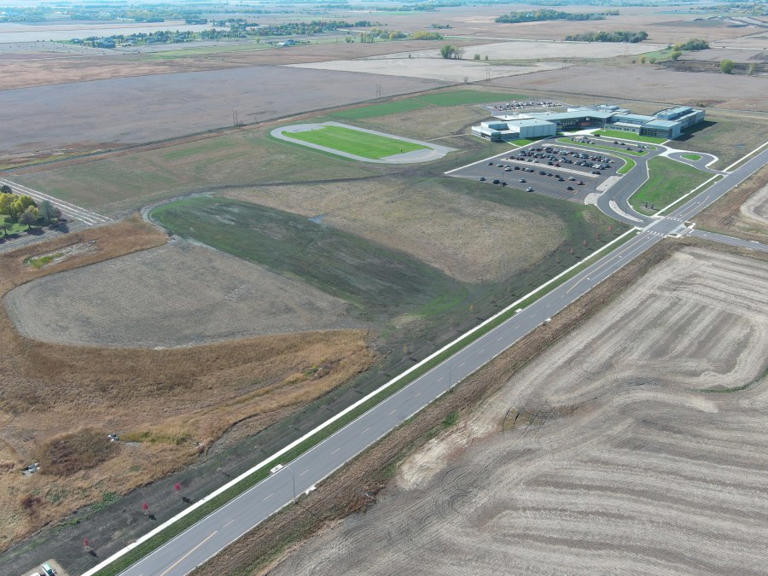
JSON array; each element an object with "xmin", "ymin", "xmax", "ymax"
[{"xmin": 471, "ymin": 104, "xmax": 705, "ymax": 142}]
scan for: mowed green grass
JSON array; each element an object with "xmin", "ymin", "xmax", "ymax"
[
  {"xmin": 681, "ymin": 153, "xmax": 702, "ymax": 161},
  {"xmin": 595, "ymin": 129, "xmax": 667, "ymax": 144},
  {"xmin": 630, "ymin": 157, "xmax": 710, "ymax": 214},
  {"xmin": 287, "ymin": 125, "xmax": 427, "ymax": 159},
  {"xmin": 151, "ymin": 197, "xmax": 465, "ymax": 318},
  {"xmin": 331, "ymin": 90, "xmax": 523, "ymax": 120}
]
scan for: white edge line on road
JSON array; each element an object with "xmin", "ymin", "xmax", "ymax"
[
  {"xmin": 81, "ymin": 223, "xmax": 638, "ymax": 576},
  {"xmin": 723, "ymin": 139, "xmax": 768, "ymax": 172},
  {"xmin": 652, "ymin": 172, "xmax": 722, "ymax": 218}
]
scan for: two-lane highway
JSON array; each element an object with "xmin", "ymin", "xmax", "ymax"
[{"xmin": 103, "ymin": 143, "xmax": 768, "ymax": 576}]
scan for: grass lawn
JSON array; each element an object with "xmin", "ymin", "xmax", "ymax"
[
  {"xmin": 617, "ymin": 156, "xmax": 636, "ymax": 174},
  {"xmin": 0, "ymin": 214, "xmax": 26, "ymax": 237},
  {"xmin": 630, "ymin": 157, "xmax": 710, "ymax": 214},
  {"xmin": 557, "ymin": 137, "xmax": 649, "ymax": 157},
  {"xmin": 681, "ymin": 152, "xmax": 702, "ymax": 161},
  {"xmin": 332, "ymin": 90, "xmax": 523, "ymax": 120},
  {"xmin": 287, "ymin": 125, "xmax": 426, "ymax": 159},
  {"xmin": 594, "ymin": 129, "xmax": 667, "ymax": 144}
]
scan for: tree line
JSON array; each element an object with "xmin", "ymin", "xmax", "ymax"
[
  {"xmin": 0, "ymin": 184, "xmax": 61, "ymax": 236},
  {"xmin": 496, "ymin": 9, "xmax": 618, "ymax": 24},
  {"xmin": 566, "ymin": 31, "xmax": 648, "ymax": 43}
]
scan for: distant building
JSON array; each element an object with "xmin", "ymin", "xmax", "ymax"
[
  {"xmin": 471, "ymin": 118, "xmax": 557, "ymax": 142},
  {"xmin": 471, "ymin": 104, "xmax": 705, "ymax": 142}
]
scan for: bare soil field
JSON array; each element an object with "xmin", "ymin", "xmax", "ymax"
[
  {"xmin": 291, "ymin": 58, "xmax": 559, "ymax": 83},
  {"xmin": 269, "ymin": 245, "xmax": 768, "ymax": 576},
  {"xmin": 4, "ymin": 240, "xmax": 364, "ymax": 348},
  {"xmin": 740, "ymin": 181, "xmax": 768, "ymax": 225},
  {"xmin": 0, "ymin": 65, "xmax": 445, "ymax": 164},
  {"xmin": 376, "ymin": 39, "xmax": 664, "ymax": 61},
  {"xmin": 0, "ymin": 39, "xmax": 485, "ymax": 92},
  {"xmin": 223, "ymin": 177, "xmax": 565, "ymax": 284},
  {"xmin": 366, "ymin": 5, "xmax": 759, "ymax": 44},
  {"xmin": 0, "ymin": 219, "xmax": 374, "ymax": 549},
  {"xmin": 695, "ymin": 163, "xmax": 768, "ymax": 243},
  {"xmin": 490, "ymin": 62, "xmax": 768, "ymax": 112}
]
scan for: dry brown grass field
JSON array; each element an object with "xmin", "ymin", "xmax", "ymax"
[
  {"xmin": 696, "ymin": 163, "xmax": 768, "ymax": 242},
  {"xmin": 269, "ymin": 245, "xmax": 768, "ymax": 576},
  {"xmin": 223, "ymin": 176, "xmax": 565, "ymax": 284},
  {"xmin": 0, "ymin": 219, "xmax": 374, "ymax": 549}
]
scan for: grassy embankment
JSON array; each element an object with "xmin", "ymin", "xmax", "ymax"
[
  {"xmin": 286, "ymin": 125, "xmax": 427, "ymax": 159},
  {"xmin": 330, "ymin": 90, "xmax": 523, "ymax": 120},
  {"xmin": 630, "ymin": 157, "xmax": 710, "ymax": 214},
  {"xmin": 594, "ymin": 129, "xmax": 666, "ymax": 144}
]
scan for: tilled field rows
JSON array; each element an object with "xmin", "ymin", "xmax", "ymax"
[{"xmin": 270, "ymin": 247, "xmax": 768, "ymax": 576}]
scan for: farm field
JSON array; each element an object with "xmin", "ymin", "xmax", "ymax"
[
  {"xmin": 630, "ymin": 157, "xmax": 711, "ymax": 214},
  {"xmin": 270, "ymin": 245, "xmax": 768, "ymax": 576},
  {"xmin": 0, "ymin": 220, "xmax": 374, "ymax": 550},
  {"xmin": 285, "ymin": 124, "xmax": 427, "ymax": 159},
  {"xmin": 291, "ymin": 58, "xmax": 562, "ymax": 83},
  {"xmin": 695, "ymin": 163, "xmax": 768, "ymax": 244},
  {"xmin": 4, "ymin": 241, "xmax": 364, "ymax": 347},
  {"xmin": 490, "ymin": 64, "xmax": 768, "ymax": 116},
  {"xmin": 0, "ymin": 64, "xmax": 446, "ymax": 166}
]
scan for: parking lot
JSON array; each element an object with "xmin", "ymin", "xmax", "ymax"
[{"xmin": 449, "ymin": 141, "xmax": 624, "ymax": 203}]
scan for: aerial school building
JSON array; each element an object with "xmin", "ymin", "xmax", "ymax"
[{"xmin": 471, "ymin": 104, "xmax": 705, "ymax": 142}]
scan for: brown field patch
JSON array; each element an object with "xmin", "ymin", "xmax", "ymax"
[
  {"xmin": 0, "ymin": 218, "xmax": 374, "ymax": 549},
  {"xmin": 36, "ymin": 429, "xmax": 118, "ymax": 477},
  {"xmin": 491, "ymin": 63, "xmax": 768, "ymax": 113},
  {"xmin": 695, "ymin": 162, "xmax": 768, "ymax": 242},
  {"xmin": 5, "ymin": 240, "xmax": 364, "ymax": 347},
  {"xmin": 0, "ymin": 65, "xmax": 445, "ymax": 164},
  {"xmin": 268, "ymin": 245, "xmax": 768, "ymax": 576},
  {"xmin": 222, "ymin": 177, "xmax": 565, "ymax": 284}
]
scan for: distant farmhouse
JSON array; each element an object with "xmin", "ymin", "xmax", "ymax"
[{"xmin": 472, "ymin": 104, "xmax": 705, "ymax": 142}]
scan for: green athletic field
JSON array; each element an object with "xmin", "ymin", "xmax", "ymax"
[{"xmin": 288, "ymin": 125, "xmax": 427, "ymax": 159}]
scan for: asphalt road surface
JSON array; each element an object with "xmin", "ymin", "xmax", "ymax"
[{"xmin": 109, "ymin": 143, "xmax": 768, "ymax": 576}]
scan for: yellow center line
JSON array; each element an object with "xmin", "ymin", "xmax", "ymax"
[{"xmin": 158, "ymin": 530, "xmax": 218, "ymax": 576}]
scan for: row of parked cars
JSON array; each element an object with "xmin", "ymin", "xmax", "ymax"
[
  {"xmin": 512, "ymin": 146, "xmax": 615, "ymax": 173},
  {"xmin": 481, "ymin": 158, "xmax": 584, "ymax": 193}
]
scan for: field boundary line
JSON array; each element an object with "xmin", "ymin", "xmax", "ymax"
[
  {"xmin": 724, "ymin": 139, "xmax": 768, "ymax": 172},
  {"xmin": 82, "ymin": 224, "xmax": 636, "ymax": 576}
]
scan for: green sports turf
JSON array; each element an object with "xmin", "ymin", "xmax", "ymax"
[{"xmin": 288, "ymin": 125, "xmax": 427, "ymax": 159}]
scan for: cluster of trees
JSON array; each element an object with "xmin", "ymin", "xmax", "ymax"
[
  {"xmin": 566, "ymin": 30, "xmax": 648, "ymax": 43},
  {"xmin": 674, "ymin": 38, "xmax": 710, "ymax": 51},
  {"xmin": 496, "ymin": 9, "xmax": 618, "ymax": 24},
  {"xmin": 253, "ymin": 20, "xmax": 367, "ymax": 37},
  {"xmin": 354, "ymin": 29, "xmax": 443, "ymax": 43},
  {"xmin": 440, "ymin": 44, "xmax": 464, "ymax": 59},
  {"xmin": 0, "ymin": 185, "xmax": 60, "ymax": 235}
]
